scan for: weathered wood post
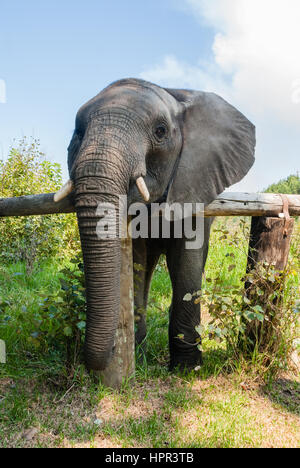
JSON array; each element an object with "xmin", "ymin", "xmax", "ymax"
[
  {"xmin": 247, "ymin": 217, "xmax": 295, "ymax": 271},
  {"xmin": 243, "ymin": 204, "xmax": 295, "ymax": 351},
  {"xmin": 96, "ymin": 235, "xmax": 135, "ymax": 389}
]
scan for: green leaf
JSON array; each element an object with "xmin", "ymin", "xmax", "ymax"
[
  {"xmin": 255, "ymin": 313, "xmax": 264, "ymax": 322},
  {"xmin": 195, "ymin": 325, "xmax": 205, "ymax": 336},
  {"xmin": 252, "ymin": 305, "xmax": 264, "ymax": 314},
  {"xmin": 49, "ymin": 305, "xmax": 58, "ymax": 314},
  {"xmin": 77, "ymin": 321, "xmax": 86, "ymax": 331},
  {"xmin": 183, "ymin": 293, "xmax": 193, "ymax": 302},
  {"xmin": 244, "ymin": 311, "xmax": 256, "ymax": 321},
  {"xmin": 63, "ymin": 326, "xmax": 72, "ymax": 337},
  {"xmin": 222, "ymin": 297, "xmax": 232, "ymax": 306},
  {"xmin": 214, "ymin": 327, "xmax": 222, "ymax": 338}
]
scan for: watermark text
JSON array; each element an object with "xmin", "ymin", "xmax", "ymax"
[{"xmin": 96, "ymin": 197, "xmax": 205, "ymax": 250}]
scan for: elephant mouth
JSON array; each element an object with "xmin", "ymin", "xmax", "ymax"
[{"xmin": 54, "ymin": 176, "xmax": 150, "ymax": 204}]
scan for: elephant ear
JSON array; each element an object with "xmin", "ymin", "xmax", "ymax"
[{"xmin": 164, "ymin": 88, "xmax": 256, "ymax": 206}]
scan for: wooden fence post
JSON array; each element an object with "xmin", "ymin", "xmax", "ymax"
[
  {"xmin": 244, "ymin": 216, "xmax": 295, "ymax": 350},
  {"xmin": 247, "ymin": 217, "xmax": 295, "ymax": 271},
  {"xmin": 96, "ymin": 236, "xmax": 135, "ymax": 389}
]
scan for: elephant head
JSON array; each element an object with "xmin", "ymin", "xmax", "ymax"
[{"xmin": 56, "ymin": 78, "xmax": 255, "ymax": 371}]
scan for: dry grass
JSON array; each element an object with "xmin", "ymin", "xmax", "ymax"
[{"xmin": 1, "ymin": 371, "xmax": 298, "ymax": 448}]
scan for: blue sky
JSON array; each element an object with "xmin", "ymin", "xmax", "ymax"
[{"xmin": 1, "ymin": 0, "xmax": 299, "ymax": 191}]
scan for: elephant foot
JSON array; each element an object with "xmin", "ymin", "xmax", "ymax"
[
  {"xmin": 169, "ymin": 356, "xmax": 203, "ymax": 373},
  {"xmin": 169, "ymin": 344, "xmax": 203, "ymax": 373}
]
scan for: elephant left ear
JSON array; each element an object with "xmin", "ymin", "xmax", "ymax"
[{"xmin": 164, "ymin": 88, "xmax": 256, "ymax": 206}]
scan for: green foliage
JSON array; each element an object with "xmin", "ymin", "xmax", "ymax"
[
  {"xmin": 0, "ymin": 256, "xmax": 86, "ymax": 370},
  {"xmin": 0, "ymin": 137, "xmax": 80, "ymax": 271},
  {"xmin": 181, "ymin": 221, "xmax": 300, "ymax": 377},
  {"xmin": 0, "ymin": 137, "xmax": 61, "ymax": 197},
  {"xmin": 35, "ymin": 255, "xmax": 86, "ymax": 366},
  {"xmin": 265, "ymin": 173, "xmax": 300, "ymax": 194}
]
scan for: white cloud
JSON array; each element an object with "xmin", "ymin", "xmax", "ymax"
[
  {"xmin": 140, "ymin": 0, "xmax": 300, "ymax": 191},
  {"xmin": 140, "ymin": 55, "xmax": 229, "ymax": 95},
  {"xmin": 143, "ymin": 0, "xmax": 300, "ymax": 125}
]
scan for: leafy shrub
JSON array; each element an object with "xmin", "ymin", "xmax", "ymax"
[
  {"xmin": 182, "ymin": 221, "xmax": 300, "ymax": 377},
  {"xmin": 0, "ymin": 137, "xmax": 80, "ymax": 271},
  {"xmin": 265, "ymin": 173, "xmax": 300, "ymax": 194},
  {"xmin": 28, "ymin": 255, "xmax": 86, "ymax": 367}
]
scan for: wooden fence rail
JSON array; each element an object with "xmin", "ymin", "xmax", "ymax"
[{"xmin": 1, "ymin": 192, "xmax": 300, "ymax": 218}]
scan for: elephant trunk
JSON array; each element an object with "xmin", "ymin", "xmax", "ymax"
[
  {"xmin": 74, "ymin": 153, "xmax": 129, "ymax": 371},
  {"xmin": 79, "ymin": 221, "xmax": 121, "ymax": 370}
]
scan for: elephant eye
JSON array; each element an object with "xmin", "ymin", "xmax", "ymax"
[{"xmin": 155, "ymin": 125, "xmax": 167, "ymax": 140}]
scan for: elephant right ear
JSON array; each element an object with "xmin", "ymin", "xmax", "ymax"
[{"xmin": 164, "ymin": 88, "xmax": 256, "ymax": 206}]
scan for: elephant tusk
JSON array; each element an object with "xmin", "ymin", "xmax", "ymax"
[
  {"xmin": 136, "ymin": 177, "xmax": 150, "ymax": 202},
  {"xmin": 54, "ymin": 180, "xmax": 74, "ymax": 203}
]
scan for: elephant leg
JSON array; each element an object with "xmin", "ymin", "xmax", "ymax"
[
  {"xmin": 166, "ymin": 218, "xmax": 213, "ymax": 371},
  {"xmin": 133, "ymin": 238, "xmax": 161, "ymax": 345}
]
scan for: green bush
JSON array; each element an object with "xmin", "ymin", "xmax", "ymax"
[
  {"xmin": 181, "ymin": 221, "xmax": 300, "ymax": 378},
  {"xmin": 265, "ymin": 173, "xmax": 300, "ymax": 194},
  {"xmin": 26, "ymin": 255, "xmax": 86, "ymax": 367},
  {"xmin": 0, "ymin": 137, "xmax": 80, "ymax": 271}
]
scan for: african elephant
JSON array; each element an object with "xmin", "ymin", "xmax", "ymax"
[{"xmin": 56, "ymin": 78, "xmax": 256, "ymax": 371}]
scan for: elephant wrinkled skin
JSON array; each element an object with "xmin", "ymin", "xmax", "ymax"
[{"xmin": 66, "ymin": 78, "xmax": 256, "ymax": 371}]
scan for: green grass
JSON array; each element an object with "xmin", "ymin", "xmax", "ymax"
[
  {"xmin": 0, "ymin": 218, "xmax": 299, "ymax": 448},
  {"xmin": 205, "ymin": 217, "xmax": 250, "ymax": 286}
]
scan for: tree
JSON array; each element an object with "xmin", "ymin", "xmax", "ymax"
[
  {"xmin": 265, "ymin": 173, "xmax": 300, "ymax": 194},
  {"xmin": 0, "ymin": 137, "xmax": 79, "ymax": 271}
]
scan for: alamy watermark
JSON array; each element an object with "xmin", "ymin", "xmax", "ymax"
[
  {"xmin": 291, "ymin": 79, "xmax": 300, "ymax": 104},
  {"xmin": 0, "ymin": 79, "xmax": 6, "ymax": 103},
  {"xmin": 96, "ymin": 196, "xmax": 205, "ymax": 250}
]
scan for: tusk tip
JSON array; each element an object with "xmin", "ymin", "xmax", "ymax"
[
  {"xmin": 54, "ymin": 180, "xmax": 74, "ymax": 203},
  {"xmin": 136, "ymin": 177, "xmax": 150, "ymax": 203}
]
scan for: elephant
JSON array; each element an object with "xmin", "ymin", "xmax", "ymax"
[{"xmin": 56, "ymin": 78, "xmax": 256, "ymax": 372}]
